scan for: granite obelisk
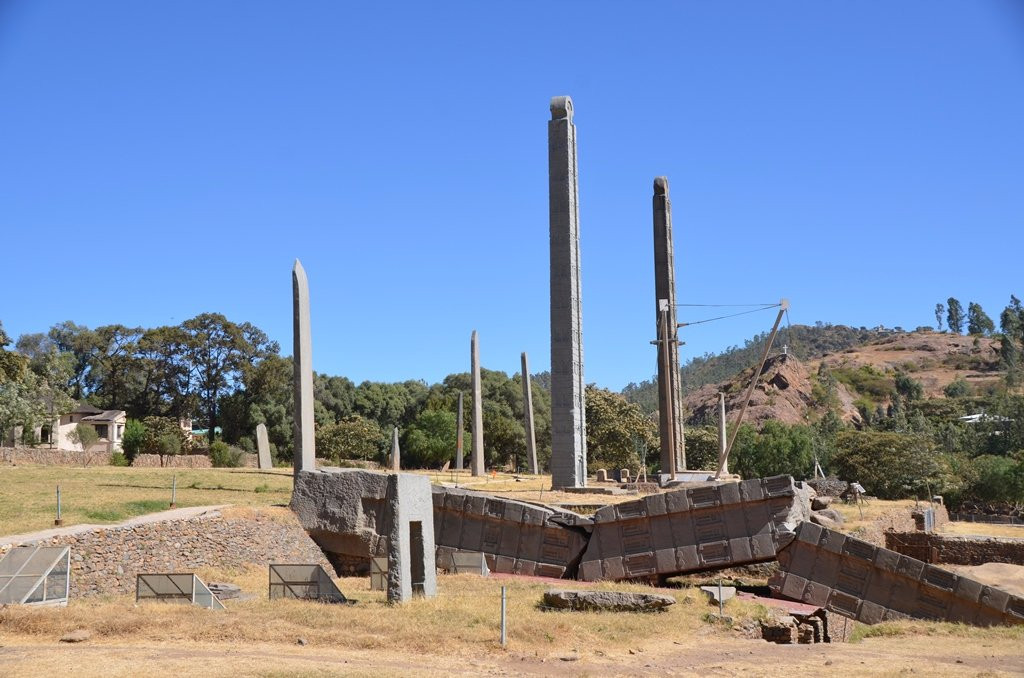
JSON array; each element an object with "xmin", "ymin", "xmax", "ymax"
[
  {"xmin": 292, "ymin": 259, "xmax": 316, "ymax": 476},
  {"xmin": 521, "ymin": 352, "xmax": 538, "ymax": 474},
  {"xmin": 256, "ymin": 423, "xmax": 271, "ymax": 470},
  {"xmin": 455, "ymin": 391, "xmax": 464, "ymax": 471},
  {"xmin": 470, "ymin": 330, "xmax": 485, "ymax": 476},
  {"xmin": 653, "ymin": 177, "xmax": 685, "ymax": 472},
  {"xmin": 548, "ymin": 95, "xmax": 587, "ymax": 488},
  {"xmin": 390, "ymin": 426, "xmax": 401, "ymax": 471},
  {"xmin": 717, "ymin": 391, "xmax": 728, "ymax": 476}
]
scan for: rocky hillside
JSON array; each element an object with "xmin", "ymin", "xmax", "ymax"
[
  {"xmin": 629, "ymin": 327, "xmax": 1006, "ymax": 427},
  {"xmin": 683, "ymin": 353, "xmax": 862, "ymax": 427}
]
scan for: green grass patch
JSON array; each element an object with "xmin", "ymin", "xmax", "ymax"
[{"xmin": 833, "ymin": 365, "xmax": 896, "ymax": 400}]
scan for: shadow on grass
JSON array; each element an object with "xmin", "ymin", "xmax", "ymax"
[
  {"xmin": 95, "ymin": 483, "xmax": 289, "ymax": 494},
  {"xmin": 83, "ymin": 499, "xmax": 179, "ymax": 523}
]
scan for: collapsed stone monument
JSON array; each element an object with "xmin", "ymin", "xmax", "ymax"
[{"xmin": 290, "ymin": 469, "xmax": 436, "ymax": 603}]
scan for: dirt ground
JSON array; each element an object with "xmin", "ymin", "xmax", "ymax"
[{"xmin": 2, "ymin": 629, "xmax": 1022, "ymax": 677}]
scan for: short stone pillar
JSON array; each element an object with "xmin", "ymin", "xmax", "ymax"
[
  {"xmin": 595, "ymin": 469, "xmax": 608, "ymax": 482},
  {"xmin": 256, "ymin": 423, "xmax": 272, "ymax": 470},
  {"xmin": 620, "ymin": 469, "xmax": 631, "ymax": 483},
  {"xmin": 385, "ymin": 473, "xmax": 437, "ymax": 603}
]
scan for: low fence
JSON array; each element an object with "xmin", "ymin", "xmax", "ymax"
[
  {"xmin": 884, "ymin": 532, "xmax": 1024, "ymax": 566},
  {"xmin": 949, "ymin": 512, "xmax": 1024, "ymax": 526}
]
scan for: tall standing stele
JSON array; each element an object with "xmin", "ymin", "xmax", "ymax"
[
  {"xmin": 470, "ymin": 330, "xmax": 485, "ymax": 476},
  {"xmin": 653, "ymin": 177, "xmax": 685, "ymax": 472},
  {"xmin": 548, "ymin": 95, "xmax": 587, "ymax": 488},
  {"xmin": 521, "ymin": 352, "xmax": 539, "ymax": 474},
  {"xmin": 292, "ymin": 259, "xmax": 316, "ymax": 476}
]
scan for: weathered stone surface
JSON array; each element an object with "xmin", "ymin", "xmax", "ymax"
[
  {"xmin": 455, "ymin": 391, "xmax": 464, "ymax": 471},
  {"xmin": 811, "ymin": 496, "xmax": 834, "ymax": 511},
  {"xmin": 0, "ymin": 508, "xmax": 328, "ymax": 598},
  {"xmin": 810, "ymin": 512, "xmax": 841, "ymax": 530},
  {"xmin": 432, "ymin": 485, "xmax": 590, "ymax": 579},
  {"xmin": 548, "ymin": 95, "xmax": 587, "ymax": 489},
  {"xmin": 60, "ymin": 629, "xmax": 92, "ymax": 643},
  {"xmin": 256, "ymin": 423, "xmax": 272, "ymax": 470},
  {"xmin": 385, "ymin": 473, "xmax": 437, "ymax": 603},
  {"xmin": 595, "ymin": 469, "xmax": 608, "ymax": 482},
  {"xmin": 884, "ymin": 532, "xmax": 1024, "ymax": 566},
  {"xmin": 577, "ymin": 476, "xmax": 812, "ymax": 582},
  {"xmin": 470, "ymin": 331, "xmax": 484, "ymax": 477},
  {"xmin": 521, "ymin": 352, "xmax": 538, "ymax": 474},
  {"xmin": 542, "ymin": 588, "xmax": 675, "ymax": 612},
  {"xmin": 699, "ymin": 585, "xmax": 736, "ymax": 605},
  {"xmin": 292, "ymin": 260, "xmax": 315, "ymax": 475},
  {"xmin": 290, "ymin": 468, "xmax": 391, "ymax": 569},
  {"xmin": 815, "ymin": 508, "xmax": 844, "ymax": 524},
  {"xmin": 390, "ymin": 427, "xmax": 401, "ymax": 471},
  {"xmin": 770, "ymin": 521, "xmax": 1024, "ymax": 626},
  {"xmin": 652, "ymin": 176, "xmax": 684, "ymax": 473}
]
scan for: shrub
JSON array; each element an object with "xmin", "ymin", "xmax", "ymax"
[
  {"xmin": 142, "ymin": 416, "xmax": 190, "ymax": 456},
  {"xmin": 109, "ymin": 451, "xmax": 130, "ymax": 467},
  {"xmin": 121, "ymin": 419, "xmax": 146, "ymax": 461},
  {"xmin": 156, "ymin": 433, "xmax": 181, "ymax": 457},
  {"xmin": 69, "ymin": 423, "xmax": 100, "ymax": 451},
  {"xmin": 943, "ymin": 378, "xmax": 970, "ymax": 399},
  {"xmin": 209, "ymin": 440, "xmax": 243, "ymax": 468}
]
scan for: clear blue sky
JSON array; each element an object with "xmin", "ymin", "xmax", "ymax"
[{"xmin": 2, "ymin": 2, "xmax": 1023, "ymax": 390}]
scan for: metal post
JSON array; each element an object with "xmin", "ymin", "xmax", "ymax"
[
  {"xmin": 170, "ymin": 475, "xmax": 177, "ymax": 508},
  {"xmin": 500, "ymin": 586, "xmax": 507, "ymax": 647},
  {"xmin": 718, "ymin": 578, "xmax": 724, "ymax": 618},
  {"xmin": 715, "ymin": 300, "xmax": 789, "ymax": 479},
  {"xmin": 54, "ymin": 485, "xmax": 63, "ymax": 526}
]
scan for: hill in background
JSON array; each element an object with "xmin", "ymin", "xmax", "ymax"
[{"xmin": 624, "ymin": 324, "xmax": 1004, "ymax": 426}]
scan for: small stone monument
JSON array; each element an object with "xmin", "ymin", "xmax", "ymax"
[
  {"xmin": 595, "ymin": 468, "xmax": 608, "ymax": 482},
  {"xmin": 390, "ymin": 426, "xmax": 401, "ymax": 471},
  {"xmin": 256, "ymin": 423, "xmax": 272, "ymax": 470},
  {"xmin": 620, "ymin": 469, "xmax": 631, "ymax": 483}
]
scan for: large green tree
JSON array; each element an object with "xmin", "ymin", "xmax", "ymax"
[
  {"xmin": 181, "ymin": 313, "xmax": 278, "ymax": 444},
  {"xmin": 967, "ymin": 302, "xmax": 995, "ymax": 336},
  {"xmin": 584, "ymin": 386, "xmax": 657, "ymax": 472},
  {"xmin": 946, "ymin": 298, "xmax": 965, "ymax": 335}
]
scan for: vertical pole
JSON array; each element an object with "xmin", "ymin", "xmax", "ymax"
[
  {"xmin": 170, "ymin": 474, "xmax": 177, "ymax": 508},
  {"xmin": 658, "ymin": 302, "xmax": 677, "ymax": 480},
  {"xmin": 717, "ymin": 392, "xmax": 728, "ymax": 476},
  {"xmin": 455, "ymin": 391, "xmax": 464, "ymax": 472},
  {"xmin": 55, "ymin": 485, "xmax": 63, "ymax": 526},
  {"xmin": 500, "ymin": 585, "xmax": 507, "ymax": 647},
  {"xmin": 718, "ymin": 578, "xmax": 724, "ymax": 618}
]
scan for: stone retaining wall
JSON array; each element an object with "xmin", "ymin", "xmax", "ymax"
[
  {"xmin": 884, "ymin": 532, "xmax": 1024, "ymax": 566},
  {"xmin": 130, "ymin": 453, "xmax": 258, "ymax": 468},
  {"xmin": 0, "ymin": 508, "xmax": 331, "ymax": 598},
  {"xmin": 0, "ymin": 448, "xmax": 110, "ymax": 466}
]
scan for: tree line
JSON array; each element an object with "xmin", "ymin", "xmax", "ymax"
[{"xmin": 0, "ymin": 317, "xmax": 655, "ymax": 473}]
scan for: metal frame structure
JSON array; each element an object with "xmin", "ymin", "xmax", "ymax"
[
  {"xmin": 135, "ymin": 573, "xmax": 225, "ymax": 610},
  {"xmin": 0, "ymin": 546, "xmax": 71, "ymax": 606},
  {"xmin": 268, "ymin": 564, "xmax": 346, "ymax": 603}
]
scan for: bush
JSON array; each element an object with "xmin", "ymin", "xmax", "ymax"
[
  {"xmin": 943, "ymin": 378, "xmax": 970, "ymax": 399},
  {"xmin": 833, "ymin": 431, "xmax": 964, "ymax": 499},
  {"xmin": 122, "ymin": 419, "xmax": 146, "ymax": 461},
  {"xmin": 157, "ymin": 433, "xmax": 181, "ymax": 457},
  {"xmin": 142, "ymin": 416, "xmax": 190, "ymax": 456},
  {"xmin": 210, "ymin": 440, "xmax": 243, "ymax": 468},
  {"xmin": 69, "ymin": 423, "xmax": 100, "ymax": 451},
  {"xmin": 109, "ymin": 451, "xmax": 130, "ymax": 467}
]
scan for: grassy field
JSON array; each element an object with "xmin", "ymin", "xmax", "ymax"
[
  {"xmin": 0, "ymin": 466, "xmax": 293, "ymax": 535},
  {"xmin": 1, "ymin": 568, "xmax": 1022, "ymax": 677}
]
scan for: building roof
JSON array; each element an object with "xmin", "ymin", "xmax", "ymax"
[
  {"xmin": 70, "ymin": 403, "xmax": 104, "ymax": 415},
  {"xmin": 81, "ymin": 410, "xmax": 126, "ymax": 423}
]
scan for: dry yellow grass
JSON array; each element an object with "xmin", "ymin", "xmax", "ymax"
[
  {"xmin": 0, "ymin": 466, "xmax": 293, "ymax": 536},
  {"xmin": 937, "ymin": 520, "xmax": 1024, "ymax": 539},
  {"xmin": 0, "ymin": 567, "xmax": 1021, "ymax": 677}
]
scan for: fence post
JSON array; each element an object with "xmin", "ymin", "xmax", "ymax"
[
  {"xmin": 55, "ymin": 485, "xmax": 63, "ymax": 526},
  {"xmin": 170, "ymin": 475, "xmax": 177, "ymax": 508},
  {"xmin": 500, "ymin": 586, "xmax": 507, "ymax": 647}
]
